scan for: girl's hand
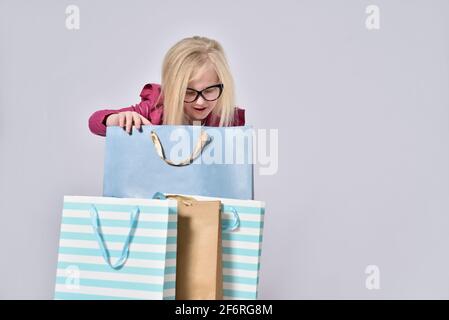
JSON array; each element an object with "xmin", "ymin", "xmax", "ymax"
[{"xmin": 106, "ymin": 111, "xmax": 152, "ymax": 134}]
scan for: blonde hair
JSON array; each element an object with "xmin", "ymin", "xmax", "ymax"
[{"xmin": 158, "ymin": 36, "xmax": 236, "ymax": 126}]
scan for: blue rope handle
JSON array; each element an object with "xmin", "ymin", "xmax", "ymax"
[
  {"xmin": 222, "ymin": 205, "xmax": 240, "ymax": 232},
  {"xmin": 89, "ymin": 204, "xmax": 140, "ymax": 269},
  {"xmin": 152, "ymin": 192, "xmax": 167, "ymax": 200},
  {"xmin": 152, "ymin": 192, "xmax": 239, "ymax": 231}
]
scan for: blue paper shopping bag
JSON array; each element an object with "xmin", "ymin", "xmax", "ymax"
[{"xmin": 103, "ymin": 125, "xmax": 254, "ymax": 200}]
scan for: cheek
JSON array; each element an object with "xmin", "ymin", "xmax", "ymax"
[{"xmin": 208, "ymin": 101, "xmax": 218, "ymax": 109}]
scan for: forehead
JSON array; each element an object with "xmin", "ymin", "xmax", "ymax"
[{"xmin": 188, "ymin": 64, "xmax": 219, "ymax": 89}]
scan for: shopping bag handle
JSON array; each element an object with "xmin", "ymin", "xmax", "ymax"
[
  {"xmin": 221, "ymin": 205, "xmax": 240, "ymax": 231},
  {"xmin": 152, "ymin": 192, "xmax": 240, "ymax": 231},
  {"xmin": 150, "ymin": 130, "xmax": 213, "ymax": 167},
  {"xmin": 89, "ymin": 204, "xmax": 140, "ymax": 270}
]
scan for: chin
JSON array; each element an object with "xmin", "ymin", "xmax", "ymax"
[{"xmin": 196, "ymin": 114, "xmax": 209, "ymax": 121}]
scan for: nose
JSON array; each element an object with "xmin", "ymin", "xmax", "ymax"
[{"xmin": 196, "ymin": 95, "xmax": 205, "ymax": 105}]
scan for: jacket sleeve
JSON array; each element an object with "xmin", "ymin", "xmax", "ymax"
[
  {"xmin": 233, "ymin": 107, "xmax": 246, "ymax": 126},
  {"xmin": 88, "ymin": 100, "xmax": 152, "ymax": 137}
]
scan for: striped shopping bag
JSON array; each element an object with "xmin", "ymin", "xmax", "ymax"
[
  {"xmin": 162, "ymin": 194, "xmax": 265, "ymax": 300},
  {"xmin": 54, "ymin": 196, "xmax": 177, "ymax": 300}
]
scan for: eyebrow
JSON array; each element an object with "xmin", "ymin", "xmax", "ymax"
[{"xmin": 187, "ymin": 84, "xmax": 220, "ymax": 91}]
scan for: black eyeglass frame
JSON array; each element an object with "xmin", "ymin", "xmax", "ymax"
[{"xmin": 184, "ymin": 83, "xmax": 224, "ymax": 103}]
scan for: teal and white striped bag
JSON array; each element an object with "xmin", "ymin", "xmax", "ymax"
[
  {"xmin": 54, "ymin": 196, "xmax": 177, "ymax": 300},
  {"xmin": 170, "ymin": 194, "xmax": 265, "ymax": 300}
]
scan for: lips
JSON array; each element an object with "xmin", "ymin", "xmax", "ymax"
[{"xmin": 193, "ymin": 106, "xmax": 207, "ymax": 111}]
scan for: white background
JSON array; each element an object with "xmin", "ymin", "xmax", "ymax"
[{"xmin": 1, "ymin": 0, "xmax": 449, "ymax": 299}]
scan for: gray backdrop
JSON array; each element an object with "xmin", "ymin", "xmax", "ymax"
[{"xmin": 1, "ymin": 0, "xmax": 449, "ymax": 299}]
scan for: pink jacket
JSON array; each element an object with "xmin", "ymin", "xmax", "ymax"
[{"xmin": 88, "ymin": 83, "xmax": 246, "ymax": 136}]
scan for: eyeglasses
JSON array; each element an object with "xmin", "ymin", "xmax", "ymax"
[{"xmin": 184, "ymin": 83, "xmax": 224, "ymax": 103}]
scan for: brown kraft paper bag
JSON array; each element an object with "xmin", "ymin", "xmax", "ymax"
[{"xmin": 166, "ymin": 195, "xmax": 223, "ymax": 300}]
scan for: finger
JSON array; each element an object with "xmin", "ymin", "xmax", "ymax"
[
  {"xmin": 139, "ymin": 115, "xmax": 152, "ymax": 125},
  {"xmin": 118, "ymin": 113, "xmax": 125, "ymax": 128},
  {"xmin": 133, "ymin": 113, "xmax": 142, "ymax": 131},
  {"xmin": 125, "ymin": 112, "xmax": 133, "ymax": 134}
]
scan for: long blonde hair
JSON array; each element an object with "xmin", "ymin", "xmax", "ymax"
[{"xmin": 158, "ymin": 36, "xmax": 236, "ymax": 126}]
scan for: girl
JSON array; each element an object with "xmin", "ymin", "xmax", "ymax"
[{"xmin": 88, "ymin": 36, "xmax": 245, "ymax": 136}]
